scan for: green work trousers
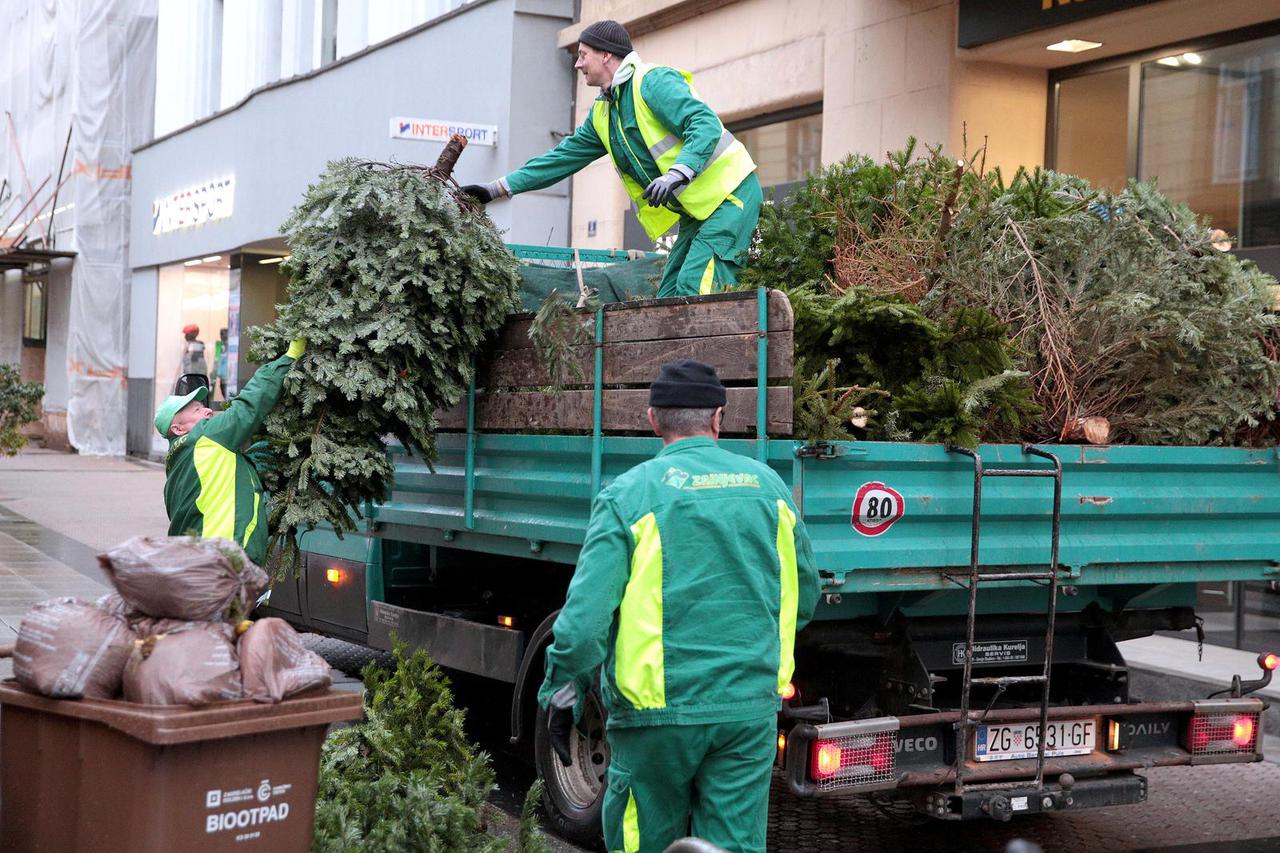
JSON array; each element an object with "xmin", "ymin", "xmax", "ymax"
[
  {"xmin": 657, "ymin": 174, "xmax": 763, "ymax": 299},
  {"xmin": 602, "ymin": 715, "xmax": 776, "ymax": 853}
]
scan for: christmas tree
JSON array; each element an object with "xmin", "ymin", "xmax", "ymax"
[{"xmin": 250, "ymin": 148, "xmax": 520, "ymax": 567}]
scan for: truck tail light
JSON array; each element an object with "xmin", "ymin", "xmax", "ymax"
[
  {"xmin": 1261, "ymin": 652, "xmax": 1278, "ymax": 672},
  {"xmin": 808, "ymin": 730, "xmax": 896, "ymax": 790},
  {"xmin": 1188, "ymin": 712, "xmax": 1260, "ymax": 756},
  {"xmin": 780, "ymin": 682, "xmax": 797, "ymax": 700}
]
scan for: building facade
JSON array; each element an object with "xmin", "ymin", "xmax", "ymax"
[
  {"xmin": 0, "ymin": 1, "xmax": 158, "ymax": 454},
  {"xmin": 128, "ymin": 0, "xmax": 576, "ymax": 458},
  {"xmin": 554, "ymin": 0, "xmax": 1280, "ymax": 282}
]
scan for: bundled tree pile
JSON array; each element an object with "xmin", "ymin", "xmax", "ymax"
[
  {"xmin": 743, "ymin": 141, "xmax": 1280, "ymax": 447},
  {"xmin": 250, "ymin": 154, "xmax": 521, "ymax": 567},
  {"xmin": 312, "ymin": 642, "xmax": 547, "ymax": 852}
]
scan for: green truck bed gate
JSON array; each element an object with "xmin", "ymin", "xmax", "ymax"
[{"xmin": 371, "ymin": 434, "xmax": 1280, "ymax": 602}]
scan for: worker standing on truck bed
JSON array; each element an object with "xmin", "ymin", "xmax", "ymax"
[
  {"xmin": 153, "ymin": 337, "xmax": 305, "ymax": 566},
  {"xmin": 461, "ymin": 20, "xmax": 761, "ymax": 299},
  {"xmin": 537, "ymin": 360, "xmax": 820, "ymax": 853}
]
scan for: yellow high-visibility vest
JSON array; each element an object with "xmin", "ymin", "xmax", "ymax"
[{"xmin": 591, "ymin": 63, "xmax": 756, "ymax": 240}]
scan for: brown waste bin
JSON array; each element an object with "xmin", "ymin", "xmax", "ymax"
[{"xmin": 0, "ymin": 680, "xmax": 363, "ymax": 852}]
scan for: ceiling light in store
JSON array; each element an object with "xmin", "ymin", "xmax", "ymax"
[
  {"xmin": 1047, "ymin": 39, "xmax": 1103, "ymax": 53},
  {"xmin": 258, "ymin": 255, "xmax": 289, "ymax": 265},
  {"xmin": 183, "ymin": 258, "xmax": 202, "ymax": 266},
  {"xmin": 1180, "ymin": 52, "xmax": 1203, "ymax": 65},
  {"xmin": 201, "ymin": 255, "xmax": 222, "ymax": 263},
  {"xmin": 1157, "ymin": 55, "xmax": 1182, "ymax": 67}
]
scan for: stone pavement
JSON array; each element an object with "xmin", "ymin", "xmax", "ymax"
[{"xmin": 0, "ymin": 446, "xmax": 169, "ymax": 677}]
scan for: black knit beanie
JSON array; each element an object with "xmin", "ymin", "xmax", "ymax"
[
  {"xmin": 649, "ymin": 360, "xmax": 727, "ymax": 408},
  {"xmin": 579, "ymin": 20, "xmax": 633, "ymax": 58}
]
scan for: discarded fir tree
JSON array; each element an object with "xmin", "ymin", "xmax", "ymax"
[{"xmin": 250, "ymin": 148, "xmax": 521, "ymax": 568}]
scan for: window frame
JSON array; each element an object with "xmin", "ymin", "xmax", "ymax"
[
  {"xmin": 1046, "ymin": 19, "xmax": 1280, "ymax": 186},
  {"xmin": 22, "ymin": 271, "xmax": 48, "ymax": 347},
  {"xmin": 725, "ymin": 101, "xmax": 824, "ymax": 193}
]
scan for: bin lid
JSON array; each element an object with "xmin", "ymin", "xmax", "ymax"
[{"xmin": 0, "ymin": 680, "xmax": 363, "ymax": 745}]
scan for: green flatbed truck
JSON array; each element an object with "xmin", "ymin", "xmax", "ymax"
[{"xmin": 263, "ymin": 247, "xmax": 1278, "ymax": 840}]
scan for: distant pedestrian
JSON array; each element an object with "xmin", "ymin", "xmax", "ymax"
[{"xmin": 537, "ymin": 360, "xmax": 820, "ymax": 853}]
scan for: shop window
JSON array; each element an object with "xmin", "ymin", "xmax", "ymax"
[
  {"xmin": 1052, "ymin": 27, "xmax": 1280, "ymax": 262},
  {"xmin": 1138, "ymin": 33, "xmax": 1280, "ymax": 251},
  {"xmin": 732, "ymin": 106, "xmax": 823, "ymax": 190},
  {"xmin": 1053, "ymin": 68, "xmax": 1130, "ymax": 192},
  {"xmin": 22, "ymin": 275, "xmax": 46, "ymax": 346}
]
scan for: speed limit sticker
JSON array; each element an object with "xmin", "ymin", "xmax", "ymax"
[{"xmin": 851, "ymin": 481, "xmax": 905, "ymax": 537}]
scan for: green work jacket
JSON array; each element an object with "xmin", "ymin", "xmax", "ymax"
[
  {"xmin": 538, "ymin": 436, "xmax": 821, "ymax": 728},
  {"xmin": 163, "ymin": 354, "xmax": 293, "ymax": 565},
  {"xmin": 505, "ymin": 66, "xmax": 725, "ymax": 214}
]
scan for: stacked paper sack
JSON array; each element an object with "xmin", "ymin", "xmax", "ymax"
[{"xmin": 11, "ymin": 536, "xmax": 332, "ymax": 704}]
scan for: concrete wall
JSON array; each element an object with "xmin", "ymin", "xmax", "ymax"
[{"xmin": 131, "ymin": 0, "xmax": 576, "ymax": 269}]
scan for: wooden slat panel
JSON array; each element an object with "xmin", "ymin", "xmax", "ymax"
[
  {"xmin": 483, "ymin": 330, "xmax": 793, "ymax": 387},
  {"xmin": 438, "ymin": 386, "xmax": 792, "ymax": 434},
  {"xmin": 495, "ymin": 289, "xmax": 793, "ymax": 351}
]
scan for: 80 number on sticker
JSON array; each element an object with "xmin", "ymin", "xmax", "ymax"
[{"xmin": 851, "ymin": 481, "xmax": 905, "ymax": 537}]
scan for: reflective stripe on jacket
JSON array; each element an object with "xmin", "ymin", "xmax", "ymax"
[
  {"xmin": 539, "ymin": 436, "xmax": 820, "ymax": 728},
  {"xmin": 591, "ymin": 63, "xmax": 756, "ymax": 240},
  {"xmin": 163, "ymin": 354, "xmax": 293, "ymax": 565}
]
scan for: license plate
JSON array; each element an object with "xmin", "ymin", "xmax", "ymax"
[{"xmin": 974, "ymin": 718, "xmax": 1096, "ymax": 762}]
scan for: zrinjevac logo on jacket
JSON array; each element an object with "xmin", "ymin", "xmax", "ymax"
[{"xmin": 662, "ymin": 467, "xmax": 760, "ymax": 490}]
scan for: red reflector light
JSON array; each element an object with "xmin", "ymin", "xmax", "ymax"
[
  {"xmin": 814, "ymin": 742, "xmax": 842, "ymax": 779},
  {"xmin": 1232, "ymin": 717, "xmax": 1255, "ymax": 748},
  {"xmin": 809, "ymin": 729, "xmax": 897, "ymax": 789},
  {"xmin": 1261, "ymin": 652, "xmax": 1279, "ymax": 672},
  {"xmin": 325, "ymin": 568, "xmax": 343, "ymax": 584},
  {"xmin": 1188, "ymin": 712, "xmax": 1259, "ymax": 755},
  {"xmin": 780, "ymin": 682, "xmax": 797, "ymax": 700}
]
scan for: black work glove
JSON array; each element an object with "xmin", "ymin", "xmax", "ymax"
[
  {"xmin": 547, "ymin": 683, "xmax": 578, "ymax": 767},
  {"xmin": 460, "ymin": 184, "xmax": 494, "ymax": 204},
  {"xmin": 460, "ymin": 180, "xmax": 507, "ymax": 205},
  {"xmin": 641, "ymin": 168, "xmax": 691, "ymax": 207}
]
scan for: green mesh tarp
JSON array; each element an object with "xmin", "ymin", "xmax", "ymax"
[{"xmin": 515, "ymin": 256, "xmax": 665, "ymax": 311}]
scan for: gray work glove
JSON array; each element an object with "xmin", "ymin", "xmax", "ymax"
[
  {"xmin": 459, "ymin": 179, "xmax": 509, "ymax": 205},
  {"xmin": 547, "ymin": 683, "xmax": 578, "ymax": 767},
  {"xmin": 642, "ymin": 167, "xmax": 692, "ymax": 207}
]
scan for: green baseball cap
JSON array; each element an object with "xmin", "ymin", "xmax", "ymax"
[{"xmin": 154, "ymin": 386, "xmax": 209, "ymax": 438}]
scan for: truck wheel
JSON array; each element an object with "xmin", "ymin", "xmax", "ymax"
[{"xmin": 533, "ymin": 689, "xmax": 608, "ymax": 848}]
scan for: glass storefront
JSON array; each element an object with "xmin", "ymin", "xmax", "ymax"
[
  {"xmin": 152, "ymin": 256, "xmax": 231, "ymax": 454},
  {"xmin": 1139, "ymin": 33, "xmax": 1280, "ymax": 251},
  {"xmin": 1051, "ymin": 26, "xmax": 1280, "ymax": 652},
  {"xmin": 1053, "ymin": 68, "xmax": 1130, "ymax": 193},
  {"xmin": 1051, "ymin": 25, "xmax": 1280, "ymax": 272}
]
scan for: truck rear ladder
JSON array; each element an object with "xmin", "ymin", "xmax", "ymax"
[{"xmin": 945, "ymin": 444, "xmax": 1064, "ymax": 797}]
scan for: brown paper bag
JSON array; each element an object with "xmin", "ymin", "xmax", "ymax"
[
  {"xmin": 14, "ymin": 598, "xmax": 133, "ymax": 699},
  {"xmin": 238, "ymin": 618, "xmax": 332, "ymax": 703},
  {"xmin": 98, "ymin": 536, "xmax": 269, "ymax": 622},
  {"xmin": 122, "ymin": 622, "xmax": 243, "ymax": 705}
]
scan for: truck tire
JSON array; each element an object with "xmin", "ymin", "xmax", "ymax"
[{"xmin": 533, "ymin": 689, "xmax": 609, "ymax": 848}]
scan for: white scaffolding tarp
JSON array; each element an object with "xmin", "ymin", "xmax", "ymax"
[{"xmin": 1, "ymin": 0, "xmax": 156, "ymax": 455}]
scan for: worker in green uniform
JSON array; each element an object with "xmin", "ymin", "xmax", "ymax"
[
  {"xmin": 153, "ymin": 337, "xmax": 305, "ymax": 565},
  {"xmin": 537, "ymin": 360, "xmax": 820, "ymax": 853},
  {"xmin": 461, "ymin": 20, "xmax": 761, "ymax": 299}
]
